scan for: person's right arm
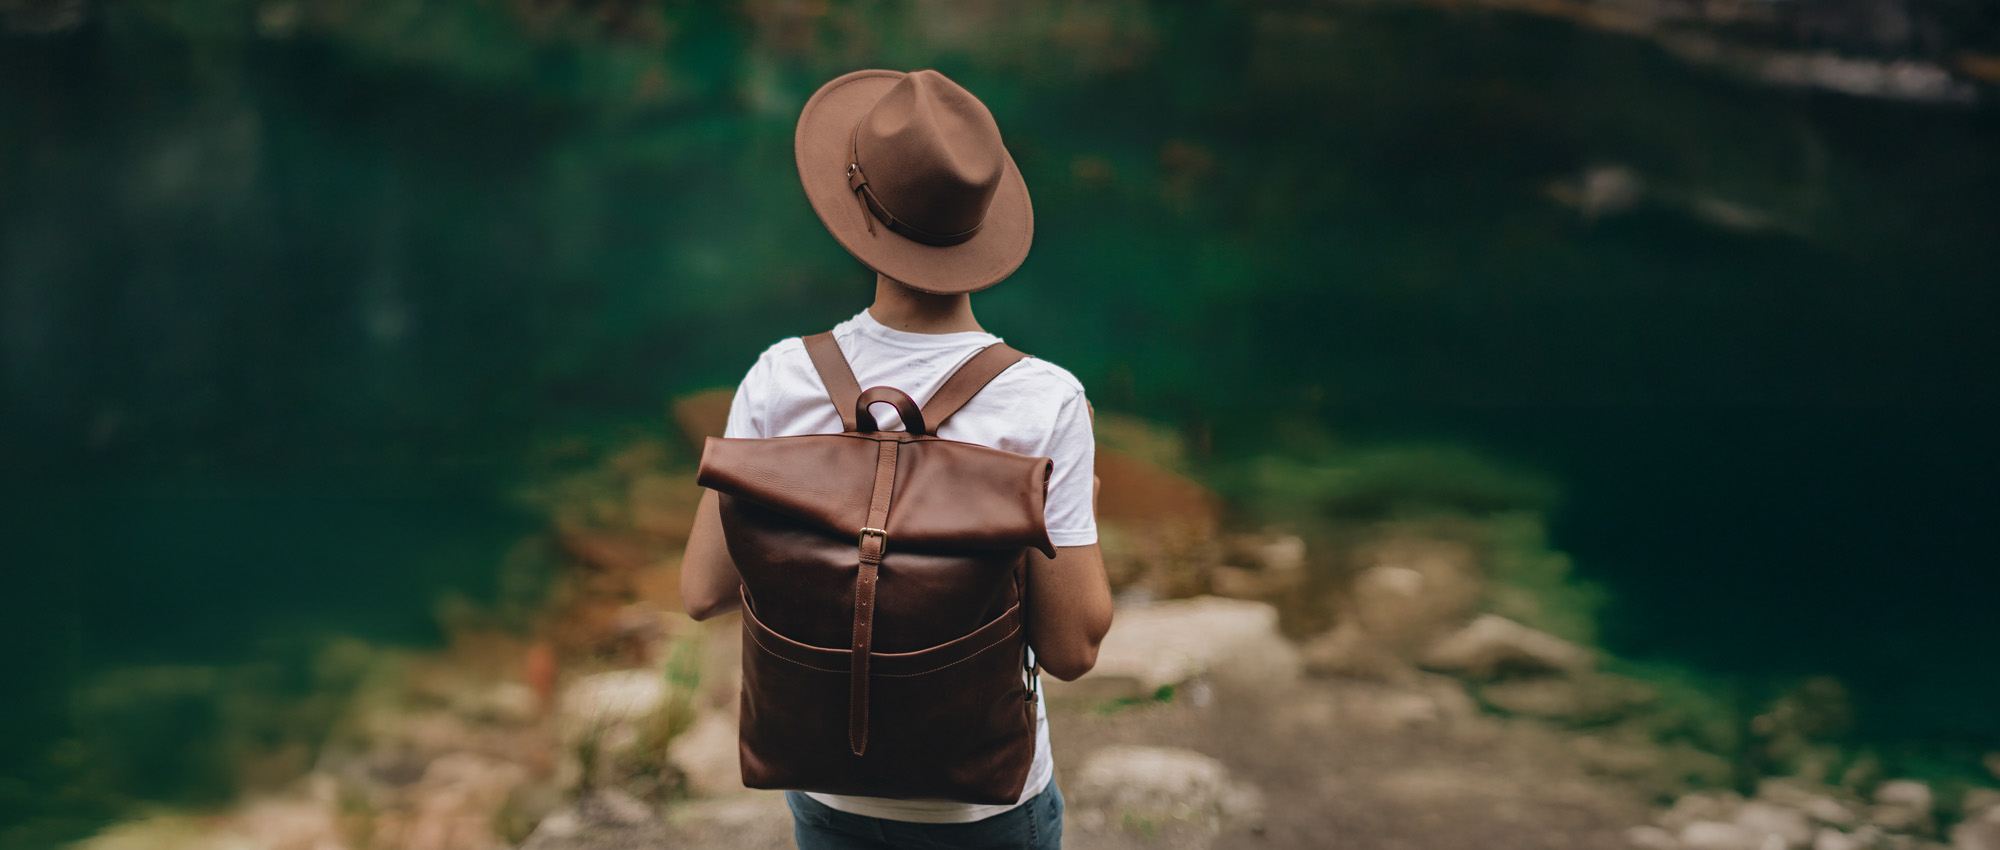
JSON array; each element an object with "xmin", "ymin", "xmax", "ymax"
[
  {"xmin": 1025, "ymin": 541, "xmax": 1113, "ymax": 681},
  {"xmin": 1026, "ymin": 473, "xmax": 1112, "ymax": 681}
]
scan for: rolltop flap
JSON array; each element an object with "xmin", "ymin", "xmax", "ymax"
[{"xmin": 697, "ymin": 434, "xmax": 1056, "ymax": 556}]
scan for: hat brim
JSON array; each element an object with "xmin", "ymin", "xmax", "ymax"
[{"xmin": 795, "ymin": 70, "xmax": 1033, "ymax": 295}]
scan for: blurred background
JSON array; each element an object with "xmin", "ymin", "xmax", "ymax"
[{"xmin": 4, "ymin": 0, "xmax": 1998, "ymax": 847}]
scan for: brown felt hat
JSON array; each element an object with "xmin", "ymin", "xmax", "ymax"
[{"xmin": 795, "ymin": 69, "xmax": 1032, "ymax": 295}]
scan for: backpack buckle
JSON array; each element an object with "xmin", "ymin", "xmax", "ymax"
[{"xmin": 858, "ymin": 526, "xmax": 889, "ymax": 555}]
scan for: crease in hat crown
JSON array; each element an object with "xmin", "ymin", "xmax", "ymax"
[{"xmin": 849, "ymin": 70, "xmax": 1006, "ymax": 244}]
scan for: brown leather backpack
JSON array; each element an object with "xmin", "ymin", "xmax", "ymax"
[{"xmin": 694, "ymin": 331, "xmax": 1054, "ymax": 804}]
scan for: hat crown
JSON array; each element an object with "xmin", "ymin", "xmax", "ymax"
[{"xmin": 853, "ymin": 70, "xmax": 1005, "ymax": 239}]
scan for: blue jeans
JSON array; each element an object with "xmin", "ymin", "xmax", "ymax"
[{"xmin": 786, "ymin": 783, "xmax": 1065, "ymax": 850}]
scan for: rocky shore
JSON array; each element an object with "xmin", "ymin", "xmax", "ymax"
[{"xmin": 68, "ymin": 403, "xmax": 2000, "ymax": 850}]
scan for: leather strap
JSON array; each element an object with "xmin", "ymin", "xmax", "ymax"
[
  {"xmin": 856, "ymin": 387, "xmax": 927, "ymax": 436},
  {"xmin": 850, "ymin": 438, "xmax": 899, "ymax": 755},
  {"xmin": 924, "ymin": 343, "xmax": 1029, "ymax": 432},
  {"xmin": 804, "ymin": 332, "xmax": 864, "ymax": 432}
]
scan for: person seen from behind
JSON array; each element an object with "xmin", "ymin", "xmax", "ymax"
[{"xmin": 680, "ymin": 68, "xmax": 1115, "ymax": 850}]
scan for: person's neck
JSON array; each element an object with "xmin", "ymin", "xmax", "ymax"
[{"xmin": 866, "ymin": 273, "xmax": 984, "ymax": 334}]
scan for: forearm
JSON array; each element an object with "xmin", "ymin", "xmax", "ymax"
[{"xmin": 680, "ymin": 489, "xmax": 744, "ymax": 620}]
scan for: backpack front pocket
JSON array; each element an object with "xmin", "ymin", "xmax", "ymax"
[{"xmin": 737, "ymin": 595, "xmax": 1036, "ymax": 804}]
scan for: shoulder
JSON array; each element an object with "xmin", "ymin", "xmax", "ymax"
[
  {"xmin": 740, "ymin": 337, "xmax": 812, "ymax": 384},
  {"xmin": 758, "ymin": 336, "xmax": 809, "ymax": 364},
  {"xmin": 953, "ymin": 350, "xmax": 1089, "ymax": 450},
  {"xmin": 996, "ymin": 352, "xmax": 1096, "ymax": 418},
  {"xmin": 996, "ymin": 352, "xmax": 1087, "ymax": 403}
]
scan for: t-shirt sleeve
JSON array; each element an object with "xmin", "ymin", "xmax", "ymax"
[
  {"xmin": 1039, "ymin": 389, "xmax": 1098, "ymax": 548},
  {"xmin": 722, "ymin": 351, "xmax": 770, "ymax": 440}
]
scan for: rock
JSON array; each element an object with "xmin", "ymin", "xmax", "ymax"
[
  {"xmin": 1371, "ymin": 677, "xmax": 1479, "ymax": 729},
  {"xmin": 1813, "ymin": 829, "xmax": 1863, "ymax": 850},
  {"xmin": 1628, "ymin": 824, "xmax": 1681, "ymax": 849},
  {"xmin": 589, "ymin": 787, "xmax": 656, "ymax": 826},
  {"xmin": 1048, "ymin": 596, "xmax": 1299, "ymax": 703},
  {"xmin": 560, "ymin": 669, "xmax": 668, "ymax": 736},
  {"xmin": 1478, "ymin": 673, "xmax": 1655, "ymax": 724},
  {"xmin": 557, "ymin": 669, "xmax": 671, "ymax": 787},
  {"xmin": 1841, "ymin": 754, "xmax": 1887, "ymax": 792},
  {"xmin": 1753, "ymin": 678, "xmax": 1855, "ymax": 782},
  {"xmin": 1757, "ymin": 778, "xmax": 1861, "ymax": 830},
  {"xmin": 1212, "ymin": 534, "xmax": 1308, "ymax": 599},
  {"xmin": 1683, "ymin": 820, "xmax": 1760, "ymax": 850},
  {"xmin": 1848, "ymin": 825, "xmax": 1888, "ymax": 847},
  {"xmin": 1479, "ymin": 677, "xmax": 1586, "ymax": 719},
  {"xmin": 1573, "ymin": 732, "xmax": 1662, "ymax": 778},
  {"xmin": 1662, "ymin": 794, "xmax": 1748, "ymax": 833},
  {"xmin": 1952, "ymin": 808, "xmax": 2000, "ymax": 850},
  {"xmin": 667, "ymin": 710, "xmax": 742, "ymax": 797},
  {"xmin": 1546, "ymin": 163, "xmax": 1644, "ymax": 220},
  {"xmin": 1872, "ymin": 780, "xmax": 1935, "ymax": 836},
  {"xmin": 1246, "ymin": 534, "xmax": 1306, "ymax": 574},
  {"xmin": 1657, "ymin": 34, "xmax": 1978, "ymax": 104},
  {"xmin": 1805, "ymin": 797, "xmax": 1864, "ymax": 830},
  {"xmin": 1068, "ymin": 745, "xmax": 1264, "ymax": 833},
  {"xmin": 1346, "ymin": 537, "xmax": 1484, "ymax": 653},
  {"xmin": 372, "ymin": 753, "xmax": 529, "ymax": 850},
  {"xmin": 1420, "ymin": 614, "xmax": 1593, "ymax": 680},
  {"xmin": 1962, "ymin": 789, "xmax": 2000, "ymax": 822},
  {"xmin": 519, "ymin": 790, "xmax": 678, "ymax": 850},
  {"xmin": 1734, "ymin": 801, "xmax": 1814, "ymax": 849},
  {"xmin": 1209, "ymin": 564, "xmax": 1285, "ymax": 600},
  {"xmin": 1986, "ymin": 754, "xmax": 2000, "ymax": 783},
  {"xmin": 1876, "ymin": 780, "xmax": 1933, "ymax": 811},
  {"xmin": 496, "ymin": 781, "xmax": 566, "ymax": 846},
  {"xmin": 1300, "ymin": 621, "xmax": 1412, "ymax": 681},
  {"xmin": 227, "ymin": 773, "xmax": 348, "ymax": 850}
]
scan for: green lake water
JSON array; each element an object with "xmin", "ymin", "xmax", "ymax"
[{"xmin": 3, "ymin": 0, "xmax": 1997, "ymax": 842}]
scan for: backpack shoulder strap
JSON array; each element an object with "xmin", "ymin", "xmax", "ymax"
[
  {"xmin": 803, "ymin": 331, "xmax": 863, "ymax": 432},
  {"xmin": 924, "ymin": 343, "xmax": 1030, "ymax": 432}
]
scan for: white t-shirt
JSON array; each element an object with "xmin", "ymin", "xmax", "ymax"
[{"xmin": 722, "ymin": 309, "xmax": 1098, "ymax": 823}]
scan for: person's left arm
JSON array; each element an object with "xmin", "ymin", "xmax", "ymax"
[
  {"xmin": 680, "ymin": 352, "xmax": 768, "ymax": 621},
  {"xmin": 680, "ymin": 489, "xmax": 741, "ymax": 620}
]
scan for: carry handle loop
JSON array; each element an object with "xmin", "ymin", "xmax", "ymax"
[{"xmin": 855, "ymin": 386, "xmax": 927, "ymax": 436}]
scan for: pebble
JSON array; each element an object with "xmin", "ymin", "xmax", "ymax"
[
  {"xmin": 1952, "ymin": 806, "xmax": 2000, "ymax": 850},
  {"xmin": 1802, "ymin": 797, "xmax": 1861, "ymax": 829},
  {"xmin": 1963, "ymin": 789, "xmax": 2000, "ymax": 822},
  {"xmin": 1683, "ymin": 820, "xmax": 1758, "ymax": 850},
  {"xmin": 1662, "ymin": 794, "xmax": 1748, "ymax": 833},
  {"xmin": 1735, "ymin": 800, "xmax": 1814, "ymax": 848},
  {"xmin": 1420, "ymin": 615, "xmax": 1593, "ymax": 680},
  {"xmin": 1871, "ymin": 779, "xmax": 1935, "ymax": 836},
  {"xmin": 1628, "ymin": 824, "xmax": 1679, "ymax": 849}
]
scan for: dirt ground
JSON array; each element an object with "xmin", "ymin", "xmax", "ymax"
[{"xmin": 639, "ymin": 674, "xmax": 1654, "ymax": 850}]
